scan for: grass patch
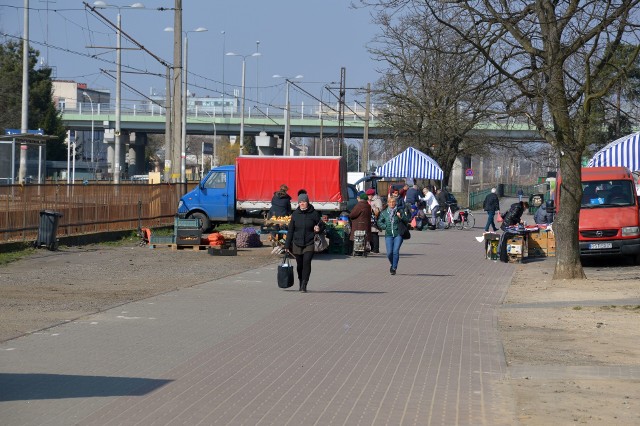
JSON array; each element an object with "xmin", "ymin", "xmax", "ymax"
[
  {"xmin": 0, "ymin": 246, "xmax": 37, "ymax": 266},
  {"xmin": 573, "ymin": 306, "xmax": 582, "ymax": 310}
]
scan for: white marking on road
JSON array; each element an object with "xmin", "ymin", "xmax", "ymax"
[
  {"xmin": 51, "ymin": 333, "xmax": 59, "ymax": 336},
  {"xmin": 90, "ymin": 322, "xmax": 98, "ymax": 325},
  {"xmin": 116, "ymin": 315, "xmax": 141, "ymax": 320},
  {"xmin": 3, "ymin": 348, "xmax": 15, "ymax": 351}
]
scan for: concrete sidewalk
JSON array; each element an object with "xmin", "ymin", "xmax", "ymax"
[{"xmin": 1, "ymin": 224, "xmax": 517, "ymax": 425}]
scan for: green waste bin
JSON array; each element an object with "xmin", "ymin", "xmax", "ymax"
[{"xmin": 35, "ymin": 210, "xmax": 63, "ymax": 251}]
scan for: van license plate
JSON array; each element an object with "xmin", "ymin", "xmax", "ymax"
[{"xmin": 588, "ymin": 243, "xmax": 612, "ymax": 250}]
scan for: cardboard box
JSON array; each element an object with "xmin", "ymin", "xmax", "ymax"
[
  {"xmin": 507, "ymin": 236, "xmax": 528, "ymax": 257},
  {"xmin": 528, "ymin": 230, "xmax": 549, "ymax": 256}
]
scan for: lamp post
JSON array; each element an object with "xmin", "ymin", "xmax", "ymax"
[
  {"xmin": 93, "ymin": 1, "xmax": 144, "ymax": 184},
  {"xmin": 273, "ymin": 74, "xmax": 303, "ymax": 156},
  {"xmin": 226, "ymin": 51, "xmax": 261, "ymax": 155},
  {"xmin": 256, "ymin": 40, "xmax": 260, "ymax": 106},
  {"xmin": 82, "ymin": 92, "xmax": 95, "ymax": 166},
  {"xmin": 221, "ymin": 30, "xmax": 226, "ymax": 116},
  {"xmin": 165, "ymin": 26, "xmax": 207, "ymax": 184}
]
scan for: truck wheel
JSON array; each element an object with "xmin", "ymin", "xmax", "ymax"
[{"xmin": 189, "ymin": 212, "xmax": 211, "ymax": 233}]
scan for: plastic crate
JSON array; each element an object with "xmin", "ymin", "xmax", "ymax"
[
  {"xmin": 174, "ymin": 217, "xmax": 201, "ymax": 229},
  {"xmin": 149, "ymin": 234, "xmax": 175, "ymax": 245}
]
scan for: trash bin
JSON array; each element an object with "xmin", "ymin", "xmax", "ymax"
[
  {"xmin": 35, "ymin": 210, "xmax": 63, "ymax": 250},
  {"xmin": 497, "ymin": 184, "xmax": 505, "ymax": 197},
  {"xmin": 529, "ymin": 193, "xmax": 544, "ymax": 214}
]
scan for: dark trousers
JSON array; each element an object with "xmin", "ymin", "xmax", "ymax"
[
  {"xmin": 484, "ymin": 210, "xmax": 498, "ymax": 232},
  {"xmin": 370, "ymin": 232, "xmax": 380, "ymax": 252},
  {"xmin": 293, "ymin": 251, "xmax": 315, "ymax": 284}
]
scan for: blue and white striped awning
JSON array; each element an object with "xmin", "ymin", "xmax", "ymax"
[
  {"xmin": 588, "ymin": 131, "xmax": 640, "ymax": 171},
  {"xmin": 375, "ymin": 147, "xmax": 444, "ymax": 180}
]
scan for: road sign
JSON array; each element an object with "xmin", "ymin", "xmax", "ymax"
[{"xmin": 465, "ymin": 168, "xmax": 474, "ymax": 177}]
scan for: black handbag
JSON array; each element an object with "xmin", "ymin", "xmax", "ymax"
[
  {"xmin": 277, "ymin": 254, "xmax": 294, "ymax": 288},
  {"xmin": 397, "ymin": 219, "xmax": 411, "ymax": 240}
]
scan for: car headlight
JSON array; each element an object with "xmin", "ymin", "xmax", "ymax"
[
  {"xmin": 178, "ymin": 200, "xmax": 184, "ymax": 209},
  {"xmin": 621, "ymin": 226, "xmax": 639, "ymax": 236}
]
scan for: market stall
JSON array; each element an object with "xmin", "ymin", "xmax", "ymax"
[
  {"xmin": 587, "ymin": 131, "xmax": 640, "ymax": 171},
  {"xmin": 375, "ymin": 147, "xmax": 444, "ymax": 181}
]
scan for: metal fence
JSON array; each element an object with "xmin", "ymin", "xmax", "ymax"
[{"xmin": 0, "ymin": 183, "xmax": 195, "ymax": 244}]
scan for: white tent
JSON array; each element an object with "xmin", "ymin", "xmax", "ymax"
[
  {"xmin": 587, "ymin": 131, "xmax": 640, "ymax": 171},
  {"xmin": 375, "ymin": 147, "xmax": 444, "ymax": 180}
]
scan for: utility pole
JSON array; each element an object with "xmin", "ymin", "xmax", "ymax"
[
  {"xmin": 338, "ymin": 67, "xmax": 345, "ymax": 156},
  {"xmin": 171, "ymin": 0, "xmax": 182, "ymax": 185},
  {"xmin": 361, "ymin": 82, "xmax": 370, "ymax": 174},
  {"xmin": 164, "ymin": 66, "xmax": 172, "ymax": 182},
  {"xmin": 18, "ymin": 0, "xmax": 29, "ymax": 185}
]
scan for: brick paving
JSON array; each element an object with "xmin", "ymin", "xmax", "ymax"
[{"xmin": 1, "ymin": 223, "xmax": 519, "ymax": 425}]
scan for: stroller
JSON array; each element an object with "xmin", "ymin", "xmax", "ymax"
[{"xmin": 352, "ymin": 230, "xmax": 368, "ymax": 257}]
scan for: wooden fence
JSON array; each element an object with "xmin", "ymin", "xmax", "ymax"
[{"xmin": 0, "ymin": 183, "xmax": 196, "ymax": 244}]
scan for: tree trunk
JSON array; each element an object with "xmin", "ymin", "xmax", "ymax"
[{"xmin": 553, "ymin": 148, "xmax": 586, "ymax": 280}]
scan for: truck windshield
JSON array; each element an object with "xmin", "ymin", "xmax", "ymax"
[{"xmin": 581, "ymin": 180, "xmax": 636, "ymax": 208}]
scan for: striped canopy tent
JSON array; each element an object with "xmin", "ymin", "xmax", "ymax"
[
  {"xmin": 587, "ymin": 131, "xmax": 640, "ymax": 171},
  {"xmin": 375, "ymin": 147, "xmax": 444, "ymax": 180}
]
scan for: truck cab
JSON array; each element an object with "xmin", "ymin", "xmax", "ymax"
[
  {"xmin": 178, "ymin": 165, "xmax": 236, "ymax": 232},
  {"xmin": 559, "ymin": 167, "xmax": 640, "ymax": 262}
]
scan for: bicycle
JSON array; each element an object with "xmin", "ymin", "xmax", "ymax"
[{"xmin": 454, "ymin": 208, "xmax": 476, "ymax": 230}]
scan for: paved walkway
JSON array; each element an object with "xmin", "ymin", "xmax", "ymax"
[{"xmin": 1, "ymin": 216, "xmax": 518, "ymax": 425}]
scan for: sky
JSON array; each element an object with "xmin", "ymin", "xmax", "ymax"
[{"xmin": 0, "ymin": 0, "xmax": 383, "ymax": 112}]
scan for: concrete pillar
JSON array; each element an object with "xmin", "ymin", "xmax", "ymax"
[
  {"xmin": 127, "ymin": 132, "xmax": 147, "ymax": 176},
  {"xmin": 451, "ymin": 157, "xmax": 464, "ymax": 192}
]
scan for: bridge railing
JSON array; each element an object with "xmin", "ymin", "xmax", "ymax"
[{"xmin": 71, "ymin": 101, "xmax": 380, "ymax": 123}]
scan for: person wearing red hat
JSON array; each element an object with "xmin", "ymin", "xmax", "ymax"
[{"xmin": 366, "ymin": 188, "xmax": 382, "ymax": 253}]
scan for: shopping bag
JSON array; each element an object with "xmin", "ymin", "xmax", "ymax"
[
  {"xmin": 495, "ymin": 211, "xmax": 503, "ymax": 223},
  {"xmin": 314, "ymin": 233, "xmax": 329, "ymax": 252},
  {"xmin": 277, "ymin": 254, "xmax": 294, "ymax": 288},
  {"xmin": 410, "ymin": 217, "xmax": 417, "ymax": 229}
]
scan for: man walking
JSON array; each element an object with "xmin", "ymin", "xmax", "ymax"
[{"xmin": 483, "ymin": 188, "xmax": 501, "ymax": 232}]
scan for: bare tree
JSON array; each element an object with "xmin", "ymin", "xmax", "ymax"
[
  {"xmin": 369, "ymin": 7, "xmax": 501, "ymax": 184},
  {"xmin": 359, "ymin": 0, "xmax": 640, "ymax": 279}
]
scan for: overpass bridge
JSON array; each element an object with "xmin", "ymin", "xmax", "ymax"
[{"xmin": 61, "ymin": 105, "xmax": 543, "ymax": 141}]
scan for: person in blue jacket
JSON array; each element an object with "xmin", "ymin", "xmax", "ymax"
[{"xmin": 376, "ymin": 196, "xmax": 410, "ymax": 275}]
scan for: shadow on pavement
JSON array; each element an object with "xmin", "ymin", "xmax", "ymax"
[{"xmin": 0, "ymin": 373, "xmax": 173, "ymax": 401}]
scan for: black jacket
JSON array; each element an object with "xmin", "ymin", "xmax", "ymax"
[
  {"xmin": 501, "ymin": 202, "xmax": 525, "ymax": 227},
  {"xmin": 285, "ymin": 204, "xmax": 325, "ymax": 250},
  {"xmin": 483, "ymin": 192, "xmax": 500, "ymax": 212},
  {"xmin": 269, "ymin": 191, "xmax": 292, "ymax": 217}
]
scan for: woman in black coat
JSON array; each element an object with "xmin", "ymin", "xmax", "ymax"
[
  {"xmin": 500, "ymin": 201, "xmax": 529, "ymax": 230},
  {"xmin": 285, "ymin": 193, "xmax": 325, "ymax": 292},
  {"xmin": 269, "ymin": 184, "xmax": 292, "ymax": 218}
]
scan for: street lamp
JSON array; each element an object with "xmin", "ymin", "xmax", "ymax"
[
  {"xmin": 165, "ymin": 26, "xmax": 207, "ymax": 184},
  {"xmin": 82, "ymin": 91, "xmax": 95, "ymax": 165},
  {"xmin": 93, "ymin": 1, "xmax": 144, "ymax": 184},
  {"xmin": 255, "ymin": 40, "xmax": 260, "ymax": 105},
  {"xmin": 226, "ymin": 51, "xmax": 261, "ymax": 155},
  {"xmin": 221, "ymin": 30, "xmax": 226, "ymax": 116},
  {"xmin": 273, "ymin": 74, "xmax": 303, "ymax": 156},
  {"xmin": 82, "ymin": 92, "xmax": 95, "ymax": 179}
]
